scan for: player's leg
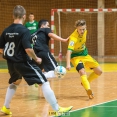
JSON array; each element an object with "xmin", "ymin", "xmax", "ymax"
[
  {"xmin": 86, "ymin": 55, "xmax": 102, "ymax": 82},
  {"xmin": 44, "ymin": 51, "xmax": 58, "ymax": 71},
  {"xmin": 43, "ymin": 51, "xmax": 58, "ymax": 78},
  {"xmin": 71, "ymin": 57, "xmax": 90, "ymax": 90},
  {"xmin": 1, "ymin": 61, "xmax": 22, "ymax": 115},
  {"xmin": 37, "ymin": 51, "xmax": 58, "ymax": 78},
  {"xmin": 17, "ymin": 61, "xmax": 59, "ymax": 110},
  {"xmin": 37, "ymin": 51, "xmax": 58, "ymax": 72},
  {"xmin": 76, "ymin": 62, "xmax": 90, "ymax": 90},
  {"xmin": 71, "ymin": 58, "xmax": 93, "ymax": 99},
  {"xmin": 20, "ymin": 61, "xmax": 73, "ymax": 114},
  {"xmin": 78, "ymin": 63, "xmax": 94, "ymax": 99},
  {"xmin": 41, "ymin": 81, "xmax": 73, "ymax": 114},
  {"xmin": 41, "ymin": 81, "xmax": 59, "ymax": 110},
  {"xmin": 88, "ymin": 67, "xmax": 102, "ymax": 82},
  {"xmin": 82, "ymin": 55, "xmax": 102, "ymax": 99},
  {"xmin": 41, "ymin": 80, "xmax": 73, "ymax": 115},
  {"xmin": 43, "ymin": 70, "xmax": 56, "ymax": 78}
]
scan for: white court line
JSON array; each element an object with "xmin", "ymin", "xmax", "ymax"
[
  {"xmin": 95, "ymin": 106, "xmax": 117, "ymax": 107},
  {"xmin": 70, "ymin": 98, "xmax": 117, "ymax": 113}
]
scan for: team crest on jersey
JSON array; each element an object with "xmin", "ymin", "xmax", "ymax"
[{"xmin": 69, "ymin": 41, "xmax": 74, "ymax": 46}]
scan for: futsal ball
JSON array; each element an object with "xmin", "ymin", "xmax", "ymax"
[{"xmin": 55, "ymin": 66, "xmax": 66, "ymax": 78}]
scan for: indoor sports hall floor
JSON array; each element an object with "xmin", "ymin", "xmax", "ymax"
[{"xmin": 0, "ymin": 57, "xmax": 117, "ymax": 117}]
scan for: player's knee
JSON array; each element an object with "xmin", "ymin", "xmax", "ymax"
[
  {"xmin": 76, "ymin": 63, "xmax": 84, "ymax": 72},
  {"xmin": 44, "ymin": 70, "xmax": 55, "ymax": 78},
  {"xmin": 13, "ymin": 79, "xmax": 22, "ymax": 85},
  {"xmin": 9, "ymin": 83, "xmax": 17, "ymax": 89},
  {"xmin": 97, "ymin": 69, "xmax": 102, "ymax": 76},
  {"xmin": 42, "ymin": 81, "xmax": 50, "ymax": 86},
  {"xmin": 94, "ymin": 67, "xmax": 103, "ymax": 76},
  {"xmin": 39, "ymin": 84, "xmax": 42, "ymax": 86}
]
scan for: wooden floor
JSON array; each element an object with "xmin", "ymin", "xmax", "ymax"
[{"xmin": 0, "ymin": 61, "xmax": 117, "ymax": 117}]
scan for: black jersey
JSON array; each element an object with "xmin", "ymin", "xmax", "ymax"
[
  {"xmin": 31, "ymin": 28, "xmax": 52, "ymax": 52},
  {"xmin": 0, "ymin": 23, "xmax": 32, "ymax": 62}
]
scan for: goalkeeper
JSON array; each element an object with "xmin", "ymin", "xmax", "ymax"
[
  {"xmin": 31, "ymin": 19, "xmax": 68, "ymax": 78},
  {"xmin": 66, "ymin": 19, "xmax": 102, "ymax": 99}
]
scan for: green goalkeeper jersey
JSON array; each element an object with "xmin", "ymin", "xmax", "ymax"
[{"xmin": 25, "ymin": 21, "xmax": 38, "ymax": 34}]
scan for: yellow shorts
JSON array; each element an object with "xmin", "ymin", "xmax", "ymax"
[{"xmin": 70, "ymin": 55, "xmax": 99, "ymax": 69}]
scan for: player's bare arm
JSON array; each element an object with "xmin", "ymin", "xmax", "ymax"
[
  {"xmin": 25, "ymin": 48, "xmax": 42, "ymax": 64},
  {"xmin": 66, "ymin": 50, "xmax": 72, "ymax": 70},
  {"xmin": 48, "ymin": 33, "xmax": 69, "ymax": 42}
]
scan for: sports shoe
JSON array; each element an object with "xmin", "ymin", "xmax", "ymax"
[
  {"xmin": 35, "ymin": 83, "xmax": 38, "ymax": 88},
  {"xmin": 1, "ymin": 106, "xmax": 12, "ymax": 115},
  {"xmin": 54, "ymin": 106, "xmax": 73, "ymax": 117},
  {"xmin": 86, "ymin": 89, "xmax": 94, "ymax": 99},
  {"xmin": 81, "ymin": 83, "xmax": 94, "ymax": 99}
]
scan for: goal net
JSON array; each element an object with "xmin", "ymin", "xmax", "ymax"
[{"xmin": 51, "ymin": 9, "xmax": 117, "ymax": 59}]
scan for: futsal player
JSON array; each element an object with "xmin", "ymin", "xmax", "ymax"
[
  {"xmin": 25, "ymin": 13, "xmax": 38, "ymax": 34},
  {"xmin": 31, "ymin": 19, "xmax": 69, "ymax": 78},
  {"xmin": 0, "ymin": 5, "xmax": 73, "ymax": 115},
  {"xmin": 66, "ymin": 19, "xmax": 102, "ymax": 99}
]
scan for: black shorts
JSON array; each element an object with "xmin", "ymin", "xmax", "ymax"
[
  {"xmin": 35, "ymin": 51, "xmax": 58, "ymax": 72},
  {"xmin": 7, "ymin": 60, "xmax": 47, "ymax": 85}
]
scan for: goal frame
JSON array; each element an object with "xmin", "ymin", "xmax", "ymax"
[{"xmin": 51, "ymin": 8, "xmax": 117, "ymax": 56}]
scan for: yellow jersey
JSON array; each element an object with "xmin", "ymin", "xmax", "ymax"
[{"xmin": 68, "ymin": 29, "xmax": 88, "ymax": 58}]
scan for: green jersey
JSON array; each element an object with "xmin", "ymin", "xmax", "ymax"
[{"xmin": 25, "ymin": 21, "xmax": 38, "ymax": 34}]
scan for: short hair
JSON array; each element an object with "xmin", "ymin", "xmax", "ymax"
[
  {"xmin": 29, "ymin": 13, "xmax": 34, "ymax": 16},
  {"xmin": 38, "ymin": 19, "xmax": 48, "ymax": 28},
  {"xmin": 13, "ymin": 5, "xmax": 26, "ymax": 19},
  {"xmin": 74, "ymin": 19, "xmax": 86, "ymax": 28}
]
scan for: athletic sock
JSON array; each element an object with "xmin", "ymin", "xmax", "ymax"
[
  {"xmin": 4, "ymin": 83, "xmax": 17, "ymax": 108},
  {"xmin": 81, "ymin": 75, "xmax": 90, "ymax": 90},
  {"xmin": 41, "ymin": 82, "xmax": 59, "ymax": 111},
  {"xmin": 43, "ymin": 70, "xmax": 56, "ymax": 78},
  {"xmin": 88, "ymin": 72, "xmax": 99, "ymax": 83}
]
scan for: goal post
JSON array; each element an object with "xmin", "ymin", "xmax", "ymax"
[{"xmin": 51, "ymin": 8, "xmax": 117, "ymax": 57}]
